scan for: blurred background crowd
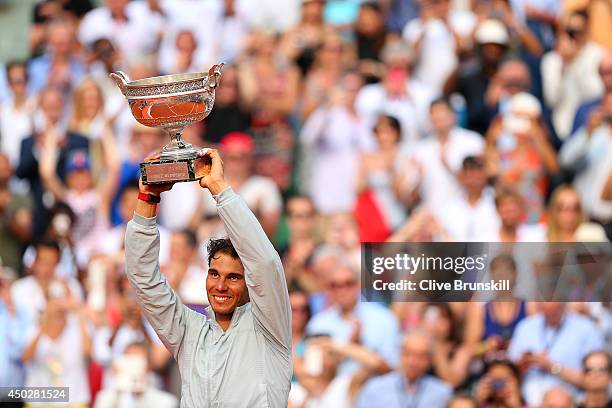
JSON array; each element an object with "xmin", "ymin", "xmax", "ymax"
[{"xmin": 0, "ymin": 0, "xmax": 610, "ymax": 407}]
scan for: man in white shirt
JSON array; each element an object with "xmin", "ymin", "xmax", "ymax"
[
  {"xmin": 11, "ymin": 239, "xmax": 83, "ymax": 323},
  {"xmin": 235, "ymin": 0, "xmax": 300, "ymax": 33},
  {"xmin": 79, "ymin": 0, "xmax": 165, "ymax": 56},
  {"xmin": 356, "ymin": 41, "xmax": 438, "ymax": 145},
  {"xmin": 541, "ymin": 10, "xmax": 605, "ymax": 140},
  {"xmin": 435, "ymin": 156, "xmax": 500, "ymax": 242},
  {"xmin": 402, "ymin": 0, "xmax": 476, "ymax": 92},
  {"xmin": 560, "ymin": 90, "xmax": 612, "ymax": 225},
  {"xmin": 0, "ymin": 62, "xmax": 35, "ymax": 167},
  {"xmin": 301, "ymin": 71, "xmax": 373, "ymax": 214},
  {"xmin": 399, "ymin": 97, "xmax": 484, "ymax": 214},
  {"xmin": 508, "ymin": 303, "xmax": 604, "ymax": 406}
]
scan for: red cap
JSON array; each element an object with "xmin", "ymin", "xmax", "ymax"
[{"xmin": 219, "ymin": 132, "xmax": 255, "ymax": 154}]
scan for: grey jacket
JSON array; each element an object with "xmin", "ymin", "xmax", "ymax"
[{"xmin": 124, "ymin": 187, "xmax": 292, "ymax": 408}]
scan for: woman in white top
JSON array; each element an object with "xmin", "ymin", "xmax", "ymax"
[{"xmin": 22, "ymin": 287, "xmax": 91, "ymax": 407}]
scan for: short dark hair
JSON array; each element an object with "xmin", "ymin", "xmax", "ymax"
[
  {"xmin": 288, "ymin": 281, "xmax": 312, "ymax": 321},
  {"xmin": 484, "ymin": 359, "xmax": 521, "ymax": 382},
  {"xmin": 462, "ymin": 155, "xmax": 485, "ymax": 170},
  {"xmin": 207, "ymin": 237, "xmax": 240, "ymax": 266},
  {"xmin": 374, "ymin": 115, "xmax": 402, "ymax": 143},
  {"xmin": 35, "ymin": 237, "xmax": 61, "ymax": 256},
  {"xmin": 430, "ymin": 96, "xmax": 453, "ymax": 111},
  {"xmin": 5, "ymin": 61, "xmax": 28, "ymax": 82},
  {"xmin": 177, "ymin": 228, "xmax": 198, "ymax": 248},
  {"xmin": 360, "ymin": 1, "xmax": 382, "ymax": 13}
]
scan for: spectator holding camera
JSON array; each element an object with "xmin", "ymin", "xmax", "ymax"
[
  {"xmin": 541, "ymin": 10, "xmax": 605, "ymax": 140},
  {"xmin": 402, "ymin": 0, "xmax": 476, "ymax": 92},
  {"xmin": 508, "ymin": 302, "xmax": 604, "ymax": 406},
  {"xmin": 301, "ymin": 70, "xmax": 372, "ymax": 214},
  {"xmin": 475, "ymin": 360, "xmax": 524, "ymax": 408}
]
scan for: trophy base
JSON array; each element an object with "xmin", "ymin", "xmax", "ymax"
[{"xmin": 140, "ymin": 155, "xmax": 212, "ymax": 185}]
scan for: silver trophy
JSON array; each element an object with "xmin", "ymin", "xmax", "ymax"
[{"xmin": 110, "ymin": 64, "xmax": 223, "ymax": 184}]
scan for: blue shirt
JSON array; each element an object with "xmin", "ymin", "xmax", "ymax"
[
  {"xmin": 0, "ymin": 65, "xmax": 8, "ymax": 103},
  {"xmin": 508, "ymin": 312, "xmax": 604, "ymax": 406},
  {"xmin": 0, "ymin": 300, "xmax": 31, "ymax": 389},
  {"xmin": 355, "ymin": 372, "xmax": 453, "ymax": 408},
  {"xmin": 27, "ymin": 54, "xmax": 86, "ymax": 93},
  {"xmin": 306, "ymin": 302, "xmax": 400, "ymax": 374},
  {"xmin": 570, "ymin": 98, "xmax": 600, "ymax": 136}
]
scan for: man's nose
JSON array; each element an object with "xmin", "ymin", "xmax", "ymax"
[{"xmin": 215, "ymin": 278, "xmax": 228, "ymax": 291}]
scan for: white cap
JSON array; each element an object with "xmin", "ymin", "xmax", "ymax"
[
  {"xmin": 381, "ymin": 40, "xmax": 413, "ymax": 64},
  {"xmin": 509, "ymin": 92, "xmax": 542, "ymax": 117},
  {"xmin": 475, "ymin": 19, "xmax": 510, "ymax": 45}
]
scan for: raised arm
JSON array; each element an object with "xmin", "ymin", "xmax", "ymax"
[
  {"xmin": 124, "ymin": 155, "xmax": 203, "ymax": 359},
  {"xmin": 200, "ymin": 149, "xmax": 291, "ymax": 351},
  {"xmin": 39, "ymin": 128, "xmax": 68, "ymax": 202}
]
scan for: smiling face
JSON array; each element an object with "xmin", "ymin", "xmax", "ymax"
[{"xmin": 206, "ymin": 252, "xmax": 249, "ymax": 321}]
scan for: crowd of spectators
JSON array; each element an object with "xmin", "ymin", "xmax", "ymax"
[{"xmin": 0, "ymin": 0, "xmax": 610, "ymax": 407}]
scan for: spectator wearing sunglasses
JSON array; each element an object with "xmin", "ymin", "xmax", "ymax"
[
  {"xmin": 306, "ymin": 262, "xmax": 400, "ymax": 375},
  {"xmin": 578, "ymin": 351, "xmax": 611, "ymax": 408}
]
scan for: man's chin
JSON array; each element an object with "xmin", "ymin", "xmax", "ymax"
[{"xmin": 211, "ymin": 303, "xmax": 236, "ymax": 317}]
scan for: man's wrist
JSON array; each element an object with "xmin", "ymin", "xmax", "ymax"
[
  {"xmin": 207, "ymin": 180, "xmax": 230, "ymax": 196},
  {"xmin": 135, "ymin": 191, "xmax": 160, "ymax": 218},
  {"xmin": 550, "ymin": 362, "xmax": 562, "ymax": 376},
  {"xmin": 138, "ymin": 191, "xmax": 161, "ymax": 203}
]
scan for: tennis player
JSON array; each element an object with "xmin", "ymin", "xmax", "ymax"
[{"xmin": 124, "ymin": 149, "xmax": 291, "ymax": 407}]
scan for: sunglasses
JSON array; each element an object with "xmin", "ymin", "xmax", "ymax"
[
  {"xmin": 329, "ymin": 280, "xmax": 357, "ymax": 290},
  {"xmin": 289, "ymin": 211, "xmax": 314, "ymax": 219},
  {"xmin": 555, "ymin": 203, "xmax": 581, "ymax": 212},
  {"xmin": 584, "ymin": 366, "xmax": 610, "ymax": 374}
]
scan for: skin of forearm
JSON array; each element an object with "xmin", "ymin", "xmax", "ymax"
[{"xmin": 134, "ymin": 200, "xmax": 159, "ymax": 219}]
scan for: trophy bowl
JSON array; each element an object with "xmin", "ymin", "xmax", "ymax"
[{"xmin": 110, "ymin": 63, "xmax": 224, "ymax": 184}]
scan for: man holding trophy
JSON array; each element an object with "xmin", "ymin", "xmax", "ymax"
[{"xmin": 117, "ymin": 66, "xmax": 292, "ymax": 407}]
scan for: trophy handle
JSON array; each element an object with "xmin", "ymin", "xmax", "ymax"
[
  {"xmin": 206, "ymin": 63, "xmax": 224, "ymax": 89},
  {"xmin": 110, "ymin": 71, "xmax": 131, "ymax": 96}
]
